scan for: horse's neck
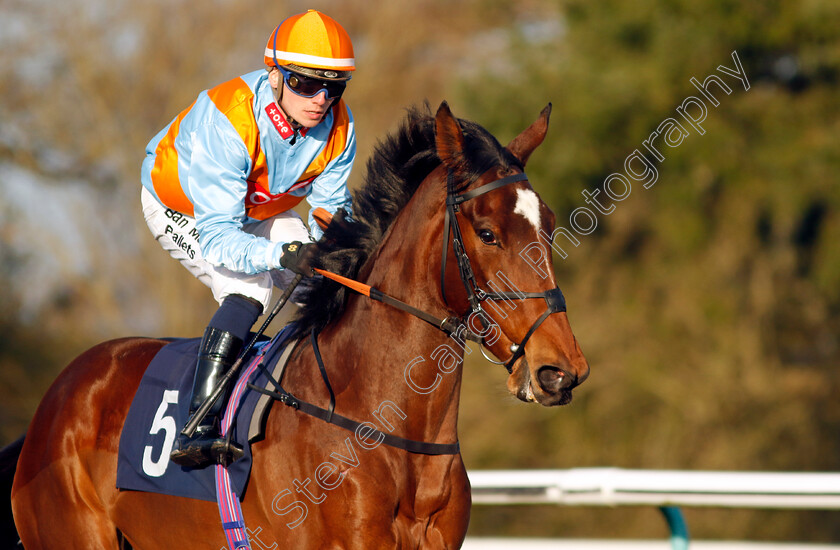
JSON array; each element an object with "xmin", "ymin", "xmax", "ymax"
[
  {"xmin": 319, "ymin": 307, "xmax": 464, "ymax": 444},
  {"xmin": 281, "ymin": 175, "xmax": 463, "ymax": 446}
]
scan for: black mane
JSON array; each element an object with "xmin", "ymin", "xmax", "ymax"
[{"xmin": 291, "ymin": 103, "xmax": 522, "ymax": 337}]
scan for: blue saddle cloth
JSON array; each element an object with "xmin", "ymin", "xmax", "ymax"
[{"xmin": 116, "ymin": 325, "xmax": 296, "ymax": 502}]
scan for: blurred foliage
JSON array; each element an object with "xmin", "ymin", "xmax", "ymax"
[
  {"xmin": 455, "ymin": 0, "xmax": 840, "ymax": 542},
  {"xmin": 1, "ymin": 0, "xmax": 839, "ymax": 543}
]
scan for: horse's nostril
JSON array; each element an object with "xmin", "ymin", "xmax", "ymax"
[
  {"xmin": 537, "ymin": 366, "xmax": 573, "ymax": 392},
  {"xmin": 537, "ymin": 366, "xmax": 560, "ymax": 386}
]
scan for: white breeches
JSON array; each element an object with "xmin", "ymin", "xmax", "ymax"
[{"xmin": 141, "ymin": 187, "xmax": 311, "ymax": 311}]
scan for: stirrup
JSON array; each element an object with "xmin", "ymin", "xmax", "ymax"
[{"xmin": 170, "ymin": 430, "xmax": 244, "ymax": 468}]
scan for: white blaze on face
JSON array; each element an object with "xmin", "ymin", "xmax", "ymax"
[
  {"xmin": 514, "ymin": 187, "xmax": 555, "ymax": 282},
  {"xmin": 514, "ymin": 188, "xmax": 541, "ymax": 232}
]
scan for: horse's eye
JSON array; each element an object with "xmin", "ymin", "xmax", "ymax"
[{"xmin": 478, "ymin": 229, "xmax": 497, "ymax": 245}]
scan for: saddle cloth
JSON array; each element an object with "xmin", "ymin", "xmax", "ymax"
[{"xmin": 116, "ymin": 324, "xmax": 296, "ymax": 502}]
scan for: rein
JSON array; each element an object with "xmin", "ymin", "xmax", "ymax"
[{"xmin": 309, "ymin": 269, "xmax": 475, "ymax": 340}]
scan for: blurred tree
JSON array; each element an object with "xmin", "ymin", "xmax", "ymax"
[{"xmin": 456, "ymin": 0, "xmax": 840, "ymax": 542}]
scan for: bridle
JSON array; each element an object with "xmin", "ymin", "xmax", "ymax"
[
  {"xmin": 439, "ymin": 170, "xmax": 567, "ymax": 373},
  {"xmin": 316, "ymin": 168, "xmax": 568, "ymax": 374}
]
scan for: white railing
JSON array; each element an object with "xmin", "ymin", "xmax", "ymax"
[
  {"xmin": 462, "ymin": 539, "xmax": 840, "ymax": 549},
  {"xmin": 465, "ymin": 468, "xmax": 840, "ymax": 549}
]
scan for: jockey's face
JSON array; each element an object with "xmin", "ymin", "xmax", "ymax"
[{"xmin": 269, "ymin": 68, "xmax": 334, "ymax": 129}]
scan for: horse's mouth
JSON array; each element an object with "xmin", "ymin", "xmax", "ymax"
[
  {"xmin": 524, "ymin": 381, "xmax": 537, "ymax": 402},
  {"xmin": 518, "ymin": 381, "xmax": 573, "ymax": 406},
  {"xmin": 513, "ymin": 366, "xmax": 574, "ymax": 407}
]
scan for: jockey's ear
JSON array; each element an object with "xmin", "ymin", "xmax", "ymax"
[
  {"xmin": 507, "ymin": 103, "xmax": 551, "ymax": 167},
  {"xmin": 268, "ymin": 67, "xmax": 281, "ymax": 91}
]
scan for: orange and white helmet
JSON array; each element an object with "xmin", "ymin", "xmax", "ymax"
[{"xmin": 264, "ymin": 10, "xmax": 355, "ymax": 81}]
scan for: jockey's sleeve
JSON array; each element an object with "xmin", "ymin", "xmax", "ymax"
[{"xmin": 190, "ymin": 121, "xmax": 285, "ymax": 275}]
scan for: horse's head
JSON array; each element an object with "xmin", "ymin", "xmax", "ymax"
[
  {"xmin": 294, "ymin": 100, "xmax": 588, "ymax": 406},
  {"xmin": 434, "ymin": 102, "xmax": 589, "ymax": 406}
]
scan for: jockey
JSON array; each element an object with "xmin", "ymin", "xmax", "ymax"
[{"xmin": 140, "ymin": 10, "xmax": 356, "ymax": 468}]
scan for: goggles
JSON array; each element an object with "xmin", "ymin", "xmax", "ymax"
[{"xmin": 278, "ymin": 66, "xmax": 346, "ymax": 100}]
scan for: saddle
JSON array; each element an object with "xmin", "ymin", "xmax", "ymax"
[{"xmin": 116, "ymin": 325, "xmax": 298, "ymax": 502}]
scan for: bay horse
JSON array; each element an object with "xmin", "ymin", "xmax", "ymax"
[{"xmin": 8, "ymin": 101, "xmax": 588, "ymax": 549}]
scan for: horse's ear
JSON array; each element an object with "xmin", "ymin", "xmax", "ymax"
[
  {"xmin": 506, "ymin": 103, "xmax": 552, "ymax": 166},
  {"xmin": 435, "ymin": 101, "xmax": 466, "ymax": 170}
]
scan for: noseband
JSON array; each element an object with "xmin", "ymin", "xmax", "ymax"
[{"xmin": 441, "ymin": 171, "xmax": 567, "ymax": 373}]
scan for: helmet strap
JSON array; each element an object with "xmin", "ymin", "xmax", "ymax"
[{"xmin": 271, "ymin": 73, "xmax": 304, "ymax": 144}]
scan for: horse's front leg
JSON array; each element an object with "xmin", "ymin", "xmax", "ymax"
[
  {"xmin": 414, "ymin": 498, "xmax": 472, "ymax": 550},
  {"xmin": 413, "ymin": 460, "xmax": 472, "ymax": 549},
  {"xmin": 389, "ymin": 507, "xmax": 470, "ymax": 550}
]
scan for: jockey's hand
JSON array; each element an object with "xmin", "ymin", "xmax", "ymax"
[{"xmin": 280, "ymin": 241, "xmax": 317, "ymax": 277}]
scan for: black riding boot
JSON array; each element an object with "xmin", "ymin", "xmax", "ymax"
[{"xmin": 169, "ymin": 327, "xmax": 245, "ymax": 468}]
